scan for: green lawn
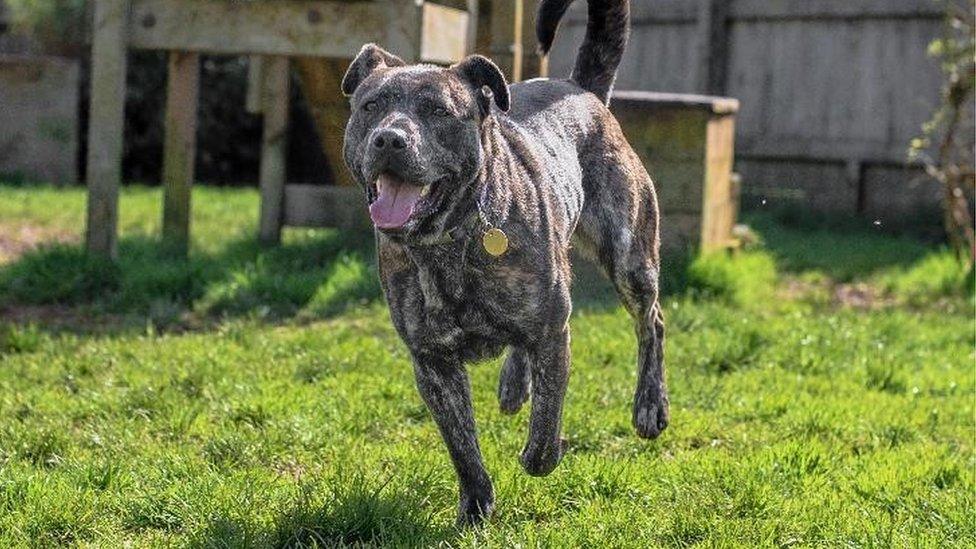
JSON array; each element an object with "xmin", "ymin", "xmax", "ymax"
[{"xmin": 0, "ymin": 185, "xmax": 973, "ymax": 547}]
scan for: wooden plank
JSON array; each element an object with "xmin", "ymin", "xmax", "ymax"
[
  {"xmin": 258, "ymin": 57, "xmax": 290, "ymax": 244},
  {"xmin": 612, "ymin": 91, "xmax": 739, "ymax": 114},
  {"xmin": 521, "ymin": 0, "xmax": 547, "ymax": 79},
  {"xmin": 490, "ymin": 0, "xmax": 523, "ymax": 81},
  {"xmin": 700, "ymin": 115, "xmax": 737, "ymax": 252},
  {"xmin": 730, "ymin": 0, "xmax": 947, "ymax": 21},
  {"xmin": 422, "ymin": 3, "xmax": 469, "ymax": 64},
  {"xmin": 385, "ymin": 0, "xmax": 424, "ymax": 62},
  {"xmin": 161, "ymin": 51, "xmax": 199, "ymax": 256},
  {"xmin": 283, "ymin": 184, "xmax": 372, "ymax": 231},
  {"xmin": 128, "ymin": 0, "xmax": 421, "ymax": 57},
  {"xmin": 695, "ymin": 0, "xmax": 730, "ymax": 95},
  {"xmin": 736, "ymin": 136, "xmax": 916, "ymax": 165},
  {"xmin": 465, "ymin": 0, "xmax": 480, "ymax": 54},
  {"xmin": 85, "ymin": 0, "xmax": 130, "ymax": 258}
]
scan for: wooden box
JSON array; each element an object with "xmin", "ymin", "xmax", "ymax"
[{"xmin": 610, "ymin": 91, "xmax": 739, "ymax": 253}]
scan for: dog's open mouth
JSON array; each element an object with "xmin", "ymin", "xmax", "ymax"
[{"xmin": 368, "ymin": 173, "xmax": 434, "ymax": 229}]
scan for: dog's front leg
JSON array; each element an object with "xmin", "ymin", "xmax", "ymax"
[
  {"xmin": 413, "ymin": 357, "xmax": 493, "ymax": 525},
  {"xmin": 520, "ymin": 327, "xmax": 570, "ymax": 476}
]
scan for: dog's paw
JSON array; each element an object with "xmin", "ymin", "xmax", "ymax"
[
  {"xmin": 456, "ymin": 487, "xmax": 494, "ymax": 527},
  {"xmin": 520, "ymin": 438, "xmax": 565, "ymax": 477},
  {"xmin": 633, "ymin": 392, "xmax": 670, "ymax": 439}
]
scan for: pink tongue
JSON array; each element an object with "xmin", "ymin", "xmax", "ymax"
[{"xmin": 369, "ymin": 175, "xmax": 423, "ymax": 228}]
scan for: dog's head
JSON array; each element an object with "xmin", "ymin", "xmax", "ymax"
[{"xmin": 342, "ymin": 44, "xmax": 509, "ymax": 240}]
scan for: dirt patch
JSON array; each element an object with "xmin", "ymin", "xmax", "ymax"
[
  {"xmin": 778, "ymin": 277, "xmax": 896, "ymax": 310},
  {"xmin": 833, "ymin": 282, "xmax": 896, "ymax": 309},
  {"xmin": 0, "ymin": 304, "xmax": 129, "ymax": 332},
  {"xmin": 0, "ymin": 223, "xmax": 78, "ymax": 264}
]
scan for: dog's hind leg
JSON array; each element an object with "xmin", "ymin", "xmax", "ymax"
[
  {"xmin": 577, "ymin": 189, "xmax": 670, "ymax": 439},
  {"xmin": 413, "ymin": 357, "xmax": 494, "ymax": 525},
  {"xmin": 613, "ymin": 244, "xmax": 670, "ymax": 439},
  {"xmin": 631, "ymin": 297, "xmax": 669, "ymax": 439},
  {"xmin": 498, "ymin": 347, "xmax": 531, "ymax": 414}
]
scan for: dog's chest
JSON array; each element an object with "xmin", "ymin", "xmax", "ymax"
[{"xmin": 398, "ymin": 244, "xmax": 542, "ymax": 359}]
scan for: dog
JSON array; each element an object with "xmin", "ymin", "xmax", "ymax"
[{"xmin": 341, "ymin": 0, "xmax": 667, "ymax": 525}]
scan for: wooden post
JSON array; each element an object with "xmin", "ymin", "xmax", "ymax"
[
  {"xmin": 85, "ymin": 0, "xmax": 130, "ymax": 258},
  {"xmin": 161, "ymin": 51, "xmax": 200, "ymax": 256},
  {"xmin": 385, "ymin": 0, "xmax": 425, "ymax": 62},
  {"xmin": 490, "ymin": 0, "xmax": 523, "ymax": 82},
  {"xmin": 258, "ymin": 56, "xmax": 290, "ymax": 244},
  {"xmin": 700, "ymin": 113, "xmax": 737, "ymax": 252},
  {"xmin": 466, "ymin": 0, "xmax": 480, "ymax": 54},
  {"xmin": 521, "ymin": 0, "xmax": 547, "ymax": 79},
  {"xmin": 696, "ymin": 0, "xmax": 730, "ymax": 95},
  {"xmin": 245, "ymin": 55, "xmax": 265, "ymax": 114}
]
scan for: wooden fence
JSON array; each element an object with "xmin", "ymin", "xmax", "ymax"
[{"xmin": 548, "ymin": 0, "xmax": 955, "ymax": 224}]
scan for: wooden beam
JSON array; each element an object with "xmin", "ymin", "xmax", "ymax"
[
  {"xmin": 85, "ymin": 0, "xmax": 130, "ymax": 258},
  {"xmin": 736, "ymin": 136, "xmax": 914, "ymax": 165},
  {"xmin": 695, "ymin": 0, "xmax": 730, "ymax": 95},
  {"xmin": 161, "ymin": 51, "xmax": 199, "ymax": 256},
  {"xmin": 384, "ymin": 0, "xmax": 424, "ymax": 62},
  {"xmin": 128, "ymin": 0, "xmax": 423, "ymax": 58},
  {"xmin": 422, "ymin": 3, "xmax": 470, "ymax": 64},
  {"xmin": 258, "ymin": 57, "xmax": 290, "ymax": 245},
  {"xmin": 490, "ymin": 0, "xmax": 523, "ymax": 81},
  {"xmin": 521, "ymin": 0, "xmax": 547, "ymax": 79},
  {"xmin": 466, "ymin": 0, "xmax": 480, "ymax": 54},
  {"xmin": 730, "ymin": 0, "xmax": 947, "ymax": 21}
]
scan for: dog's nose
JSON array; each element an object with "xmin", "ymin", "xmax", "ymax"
[{"xmin": 372, "ymin": 129, "xmax": 408, "ymax": 151}]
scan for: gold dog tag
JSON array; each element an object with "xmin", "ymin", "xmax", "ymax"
[{"xmin": 482, "ymin": 227, "xmax": 509, "ymax": 257}]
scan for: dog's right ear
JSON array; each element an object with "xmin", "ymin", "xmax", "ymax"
[{"xmin": 341, "ymin": 44, "xmax": 406, "ymax": 96}]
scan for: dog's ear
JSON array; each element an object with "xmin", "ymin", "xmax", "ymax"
[
  {"xmin": 452, "ymin": 55, "xmax": 510, "ymax": 114},
  {"xmin": 341, "ymin": 44, "xmax": 406, "ymax": 96}
]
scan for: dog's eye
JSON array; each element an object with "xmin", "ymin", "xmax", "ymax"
[
  {"xmin": 363, "ymin": 101, "xmax": 379, "ymax": 113},
  {"xmin": 433, "ymin": 107, "xmax": 450, "ymax": 117}
]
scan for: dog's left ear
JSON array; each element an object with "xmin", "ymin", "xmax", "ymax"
[
  {"xmin": 452, "ymin": 55, "xmax": 510, "ymax": 114},
  {"xmin": 342, "ymin": 43, "xmax": 406, "ymax": 96}
]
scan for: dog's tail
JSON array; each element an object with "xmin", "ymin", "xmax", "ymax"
[{"xmin": 537, "ymin": 0, "xmax": 630, "ymax": 105}]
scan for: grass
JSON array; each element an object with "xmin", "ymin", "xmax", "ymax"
[{"xmin": 0, "ymin": 184, "xmax": 973, "ymax": 547}]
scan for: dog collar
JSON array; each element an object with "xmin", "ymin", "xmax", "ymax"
[
  {"xmin": 412, "ymin": 211, "xmax": 509, "ymax": 257},
  {"xmin": 414, "ymin": 210, "xmax": 481, "ymax": 246}
]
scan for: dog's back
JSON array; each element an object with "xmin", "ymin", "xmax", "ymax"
[{"xmin": 506, "ymin": 0, "xmax": 659, "ymax": 271}]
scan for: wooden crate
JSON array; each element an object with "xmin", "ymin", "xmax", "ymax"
[{"xmin": 610, "ymin": 91, "xmax": 740, "ymax": 253}]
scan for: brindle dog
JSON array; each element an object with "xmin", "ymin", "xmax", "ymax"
[{"xmin": 342, "ymin": 0, "xmax": 667, "ymax": 525}]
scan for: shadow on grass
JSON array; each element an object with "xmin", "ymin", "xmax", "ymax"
[
  {"xmin": 0, "ymin": 228, "xmax": 659, "ymax": 334},
  {"xmin": 743, "ymin": 209, "xmax": 936, "ymax": 281},
  {"xmin": 570, "ymin": 251, "xmax": 694, "ymax": 313},
  {"xmin": 1, "ymin": 208, "xmax": 951, "ymax": 336},
  {"xmin": 190, "ymin": 483, "xmax": 452, "ymax": 548},
  {"xmin": 0, "ymin": 229, "xmax": 381, "ymax": 334}
]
